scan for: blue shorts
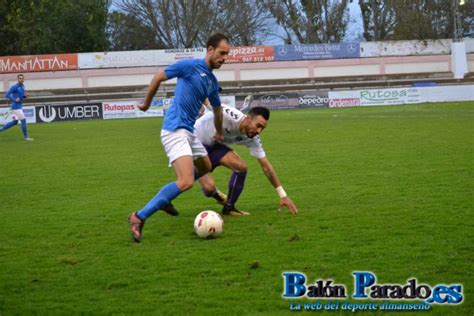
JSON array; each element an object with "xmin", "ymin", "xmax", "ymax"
[{"xmin": 204, "ymin": 144, "xmax": 232, "ymax": 171}]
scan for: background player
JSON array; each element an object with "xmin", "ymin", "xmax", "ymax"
[{"xmin": 1, "ymin": 74, "xmax": 33, "ymax": 140}]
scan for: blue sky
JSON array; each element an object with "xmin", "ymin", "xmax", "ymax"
[{"xmin": 346, "ymin": 0, "xmax": 364, "ymax": 41}]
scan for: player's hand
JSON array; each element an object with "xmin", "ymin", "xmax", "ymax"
[
  {"xmin": 279, "ymin": 196, "xmax": 298, "ymax": 215},
  {"xmin": 213, "ymin": 132, "xmax": 224, "ymax": 144},
  {"xmin": 137, "ymin": 102, "xmax": 149, "ymax": 112},
  {"xmin": 15, "ymin": 97, "xmax": 20, "ymax": 102}
]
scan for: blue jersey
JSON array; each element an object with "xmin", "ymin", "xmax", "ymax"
[
  {"xmin": 5, "ymin": 83, "xmax": 26, "ymax": 110},
  {"xmin": 163, "ymin": 59, "xmax": 221, "ymax": 132}
]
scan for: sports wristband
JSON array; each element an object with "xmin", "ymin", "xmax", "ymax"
[{"xmin": 276, "ymin": 186, "xmax": 287, "ymax": 198}]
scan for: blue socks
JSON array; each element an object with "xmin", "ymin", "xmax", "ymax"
[
  {"xmin": 20, "ymin": 119, "xmax": 28, "ymax": 138},
  {"xmin": 137, "ymin": 182, "xmax": 182, "ymax": 220},
  {"xmin": 0, "ymin": 119, "xmax": 27, "ymax": 138},
  {"xmin": 1, "ymin": 120, "xmax": 18, "ymax": 131}
]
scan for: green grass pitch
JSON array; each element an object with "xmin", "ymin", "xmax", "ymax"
[{"xmin": 0, "ymin": 102, "xmax": 472, "ymax": 314}]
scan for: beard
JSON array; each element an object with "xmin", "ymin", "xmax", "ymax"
[{"xmin": 211, "ymin": 60, "xmax": 223, "ymax": 69}]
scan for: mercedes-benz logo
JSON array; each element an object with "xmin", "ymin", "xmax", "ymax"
[
  {"xmin": 347, "ymin": 43, "xmax": 357, "ymax": 53},
  {"xmin": 278, "ymin": 46, "xmax": 288, "ymax": 56}
]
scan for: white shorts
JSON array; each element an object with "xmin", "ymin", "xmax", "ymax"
[
  {"xmin": 12, "ymin": 109, "xmax": 25, "ymax": 120},
  {"xmin": 161, "ymin": 129, "xmax": 208, "ymax": 164}
]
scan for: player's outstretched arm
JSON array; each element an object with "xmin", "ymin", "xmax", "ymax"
[
  {"xmin": 139, "ymin": 71, "xmax": 167, "ymax": 112},
  {"xmin": 257, "ymin": 157, "xmax": 298, "ymax": 214}
]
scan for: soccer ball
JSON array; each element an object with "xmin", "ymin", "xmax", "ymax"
[{"xmin": 194, "ymin": 210, "xmax": 224, "ymax": 239}]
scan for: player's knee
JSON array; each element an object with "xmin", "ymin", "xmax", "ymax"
[
  {"xmin": 201, "ymin": 182, "xmax": 215, "ymax": 195},
  {"xmin": 177, "ymin": 178, "xmax": 194, "ymax": 191},
  {"xmin": 234, "ymin": 161, "xmax": 247, "ymax": 173}
]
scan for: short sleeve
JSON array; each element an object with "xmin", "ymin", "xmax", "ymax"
[
  {"xmin": 165, "ymin": 59, "xmax": 195, "ymax": 80},
  {"xmin": 247, "ymin": 136, "xmax": 266, "ymax": 159}
]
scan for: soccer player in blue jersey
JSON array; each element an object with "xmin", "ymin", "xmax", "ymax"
[
  {"xmin": 128, "ymin": 33, "xmax": 230, "ymax": 242},
  {"xmin": 1, "ymin": 74, "xmax": 33, "ymax": 140}
]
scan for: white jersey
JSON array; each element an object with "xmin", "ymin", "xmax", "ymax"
[{"xmin": 194, "ymin": 105, "xmax": 266, "ymax": 159}]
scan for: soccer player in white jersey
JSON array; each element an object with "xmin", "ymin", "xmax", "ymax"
[
  {"xmin": 128, "ymin": 33, "xmax": 230, "ymax": 242},
  {"xmin": 194, "ymin": 105, "xmax": 298, "ymax": 215}
]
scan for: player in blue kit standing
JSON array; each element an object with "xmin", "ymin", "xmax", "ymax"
[
  {"xmin": 1, "ymin": 74, "xmax": 34, "ymax": 140},
  {"xmin": 128, "ymin": 33, "xmax": 230, "ymax": 242}
]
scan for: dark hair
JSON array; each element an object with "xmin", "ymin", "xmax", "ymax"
[
  {"xmin": 17, "ymin": 74, "xmax": 24, "ymax": 79},
  {"xmin": 206, "ymin": 33, "xmax": 229, "ymax": 49},
  {"xmin": 248, "ymin": 106, "xmax": 270, "ymax": 120}
]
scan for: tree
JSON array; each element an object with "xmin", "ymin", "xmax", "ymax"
[
  {"xmin": 0, "ymin": 0, "xmax": 109, "ymax": 56},
  {"xmin": 107, "ymin": 11, "xmax": 163, "ymax": 50},
  {"xmin": 359, "ymin": 0, "xmax": 397, "ymax": 41},
  {"xmin": 0, "ymin": 1, "xmax": 15, "ymax": 54},
  {"xmin": 212, "ymin": 0, "xmax": 274, "ymax": 46},
  {"xmin": 112, "ymin": 0, "xmax": 273, "ymax": 49},
  {"xmin": 359, "ymin": 0, "xmax": 474, "ymax": 41},
  {"xmin": 261, "ymin": 0, "xmax": 350, "ymax": 44},
  {"xmin": 391, "ymin": 0, "xmax": 451, "ymax": 40}
]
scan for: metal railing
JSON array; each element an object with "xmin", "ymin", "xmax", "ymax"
[{"xmin": 2, "ymin": 72, "xmax": 472, "ymax": 107}]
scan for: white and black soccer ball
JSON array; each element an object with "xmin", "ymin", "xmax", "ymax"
[{"xmin": 194, "ymin": 210, "xmax": 224, "ymax": 239}]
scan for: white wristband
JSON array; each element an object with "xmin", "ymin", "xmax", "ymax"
[{"xmin": 276, "ymin": 186, "xmax": 287, "ymax": 198}]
